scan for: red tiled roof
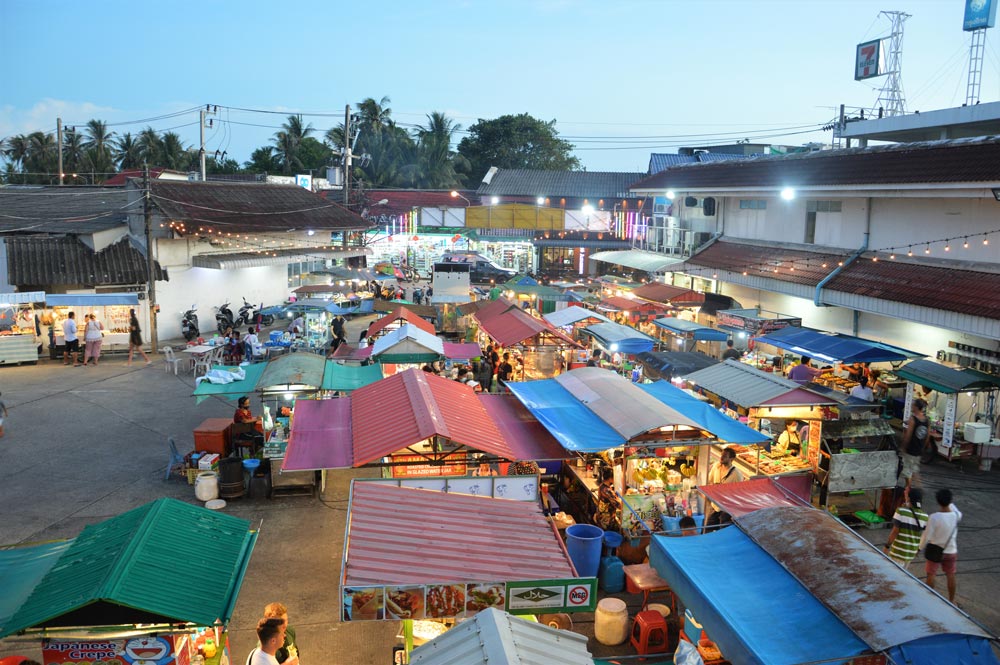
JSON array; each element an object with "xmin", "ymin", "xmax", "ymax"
[
  {"xmin": 631, "ymin": 282, "xmax": 705, "ymax": 305},
  {"xmin": 367, "ymin": 306, "xmax": 436, "ymax": 338},
  {"xmin": 631, "ymin": 137, "xmax": 1000, "ymax": 191},
  {"xmin": 349, "ymin": 369, "xmax": 515, "ymax": 465},
  {"xmin": 343, "ymin": 482, "xmax": 576, "ymax": 587},
  {"xmin": 686, "ymin": 240, "xmax": 1000, "ymax": 319}
]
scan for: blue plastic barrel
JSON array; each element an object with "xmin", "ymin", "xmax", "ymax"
[
  {"xmin": 598, "ymin": 555, "xmax": 626, "ymax": 592},
  {"xmin": 662, "ymin": 516, "xmax": 681, "ymax": 534},
  {"xmin": 565, "ymin": 524, "xmax": 604, "ymax": 577}
]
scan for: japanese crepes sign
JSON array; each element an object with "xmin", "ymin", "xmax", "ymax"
[{"xmin": 341, "ymin": 577, "xmax": 597, "ymax": 621}]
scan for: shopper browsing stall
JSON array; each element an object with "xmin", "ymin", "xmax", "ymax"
[
  {"xmin": 704, "ymin": 447, "xmax": 745, "ymax": 531},
  {"xmin": 235, "ymin": 396, "xmax": 255, "ymax": 424},
  {"xmin": 83, "ymin": 313, "xmax": 104, "ymax": 366},
  {"xmin": 62, "ymin": 311, "xmax": 81, "ymax": 366},
  {"xmin": 923, "ymin": 488, "xmax": 962, "ymax": 603},
  {"xmin": 595, "ymin": 467, "xmax": 622, "ymax": 531}
]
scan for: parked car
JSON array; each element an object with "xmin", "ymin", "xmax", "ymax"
[{"xmin": 438, "ymin": 251, "xmax": 516, "ymax": 284}]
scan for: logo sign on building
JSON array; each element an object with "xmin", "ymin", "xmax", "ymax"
[
  {"xmin": 44, "ymin": 636, "xmax": 177, "ymax": 665},
  {"xmin": 964, "ymin": 0, "xmax": 997, "ymax": 30},
  {"xmin": 295, "ymin": 174, "xmax": 313, "ymax": 190},
  {"xmin": 855, "ymin": 39, "xmax": 883, "ymax": 80}
]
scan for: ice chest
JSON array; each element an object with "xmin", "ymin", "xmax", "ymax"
[{"xmin": 194, "ymin": 418, "xmax": 231, "ymax": 455}]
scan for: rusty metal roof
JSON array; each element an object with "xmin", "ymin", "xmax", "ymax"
[
  {"xmin": 343, "ymin": 483, "xmax": 576, "ymax": 587},
  {"xmin": 685, "ymin": 359, "xmax": 837, "ymax": 407},
  {"xmin": 0, "ymin": 186, "xmax": 130, "ymax": 234},
  {"xmin": 5, "ymin": 236, "xmax": 167, "ymax": 287},
  {"xmin": 367, "ymin": 306, "xmax": 436, "ymax": 338},
  {"xmin": 349, "ymin": 369, "xmax": 514, "ymax": 465},
  {"xmin": 737, "ymin": 506, "xmax": 992, "ymax": 651}
]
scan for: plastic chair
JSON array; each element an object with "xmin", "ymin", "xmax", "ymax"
[
  {"xmin": 630, "ymin": 610, "xmax": 669, "ymax": 655},
  {"xmin": 165, "ymin": 437, "xmax": 185, "ymax": 480},
  {"xmin": 162, "ymin": 346, "xmax": 182, "ymax": 375}
]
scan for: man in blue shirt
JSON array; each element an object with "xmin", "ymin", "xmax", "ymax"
[{"xmin": 787, "ymin": 356, "xmax": 830, "ymax": 384}]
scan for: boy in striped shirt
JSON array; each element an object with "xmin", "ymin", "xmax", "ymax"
[{"xmin": 884, "ymin": 487, "xmax": 928, "ymax": 566}]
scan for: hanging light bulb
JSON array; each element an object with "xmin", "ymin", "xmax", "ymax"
[
  {"xmin": 889, "ymin": 251, "xmax": 896, "ymax": 260},
  {"xmin": 924, "ymin": 245, "xmax": 931, "ymax": 254},
  {"xmin": 871, "ymin": 254, "xmax": 878, "ymax": 262},
  {"xmin": 984, "ymin": 235, "xmax": 990, "ymax": 246},
  {"xmin": 944, "ymin": 242, "xmax": 950, "ymax": 252},
  {"xmin": 907, "ymin": 248, "xmax": 913, "ymax": 257},
  {"xmin": 821, "ymin": 263, "xmax": 827, "ymax": 268},
  {"xmin": 963, "ymin": 237, "xmax": 969, "ymax": 249},
  {"xmin": 742, "ymin": 271, "xmax": 748, "ymax": 276}
]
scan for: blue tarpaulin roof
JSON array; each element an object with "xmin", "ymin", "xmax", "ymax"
[
  {"xmin": 652, "ymin": 317, "xmax": 729, "ymax": 341},
  {"xmin": 46, "ymin": 293, "xmax": 139, "ymax": 306},
  {"xmin": 639, "ymin": 381, "xmax": 771, "ymax": 445},
  {"xmin": 505, "ymin": 378, "xmax": 624, "ymax": 452},
  {"xmin": 581, "ymin": 322, "xmax": 656, "ymax": 355},
  {"xmin": 649, "ymin": 528, "xmax": 870, "ymax": 665},
  {"xmin": 755, "ymin": 326, "xmax": 923, "ymax": 364}
]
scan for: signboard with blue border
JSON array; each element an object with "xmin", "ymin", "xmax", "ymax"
[{"xmin": 964, "ymin": 0, "xmax": 997, "ymax": 30}]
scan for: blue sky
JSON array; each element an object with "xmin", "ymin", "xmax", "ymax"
[{"xmin": 1, "ymin": 0, "xmax": 996, "ymax": 174}]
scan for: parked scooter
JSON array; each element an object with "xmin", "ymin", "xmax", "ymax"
[
  {"xmin": 235, "ymin": 298, "xmax": 276, "ymax": 328},
  {"xmin": 215, "ymin": 302, "xmax": 235, "ymax": 334},
  {"xmin": 180, "ymin": 305, "xmax": 200, "ymax": 341}
]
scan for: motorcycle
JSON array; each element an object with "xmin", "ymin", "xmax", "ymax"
[
  {"xmin": 215, "ymin": 302, "xmax": 235, "ymax": 334},
  {"xmin": 180, "ymin": 305, "xmax": 200, "ymax": 341},
  {"xmin": 235, "ymin": 298, "xmax": 275, "ymax": 328}
]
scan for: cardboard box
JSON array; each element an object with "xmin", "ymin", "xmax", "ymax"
[{"xmin": 199, "ymin": 453, "xmax": 220, "ymax": 470}]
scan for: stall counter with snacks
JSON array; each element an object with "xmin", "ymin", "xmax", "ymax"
[{"xmin": 0, "ymin": 333, "xmax": 39, "ymax": 365}]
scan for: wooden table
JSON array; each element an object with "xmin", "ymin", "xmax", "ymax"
[{"xmin": 624, "ymin": 563, "xmax": 675, "ymax": 614}]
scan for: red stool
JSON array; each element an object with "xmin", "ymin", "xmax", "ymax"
[{"xmin": 630, "ymin": 610, "xmax": 669, "ymax": 655}]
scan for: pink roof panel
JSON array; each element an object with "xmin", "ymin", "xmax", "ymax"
[
  {"xmin": 343, "ymin": 483, "xmax": 577, "ymax": 586},
  {"xmin": 443, "ymin": 342, "xmax": 484, "ymax": 360},
  {"xmin": 699, "ymin": 477, "xmax": 810, "ymax": 519},
  {"xmin": 478, "ymin": 395, "xmax": 571, "ymax": 462},
  {"xmin": 282, "ymin": 398, "xmax": 353, "ymax": 470}
]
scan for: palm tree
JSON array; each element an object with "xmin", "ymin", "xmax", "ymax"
[
  {"xmin": 26, "ymin": 132, "xmax": 58, "ymax": 180},
  {"xmin": 412, "ymin": 111, "xmax": 467, "ymax": 188},
  {"xmin": 62, "ymin": 127, "xmax": 86, "ymax": 174},
  {"xmin": 159, "ymin": 132, "xmax": 189, "ymax": 170},
  {"xmin": 357, "ymin": 96, "xmax": 392, "ymax": 134},
  {"xmin": 83, "ymin": 119, "xmax": 115, "ymax": 180},
  {"xmin": 137, "ymin": 126, "xmax": 163, "ymax": 166},
  {"xmin": 113, "ymin": 132, "xmax": 142, "ymax": 170},
  {"xmin": 271, "ymin": 115, "xmax": 314, "ymax": 174},
  {"xmin": 3, "ymin": 134, "xmax": 31, "ymax": 180}
]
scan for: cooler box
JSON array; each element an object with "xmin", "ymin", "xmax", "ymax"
[
  {"xmin": 964, "ymin": 422, "xmax": 991, "ymax": 444},
  {"xmin": 270, "ymin": 330, "xmax": 284, "ymax": 343},
  {"xmin": 194, "ymin": 418, "xmax": 231, "ymax": 455}
]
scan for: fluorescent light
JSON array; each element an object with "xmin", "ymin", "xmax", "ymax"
[{"xmin": 780, "ymin": 188, "xmax": 795, "ymax": 200}]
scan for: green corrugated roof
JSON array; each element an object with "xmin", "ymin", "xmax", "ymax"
[
  {"xmin": 1, "ymin": 498, "xmax": 256, "ymax": 637},
  {"xmin": 321, "ymin": 361, "xmax": 384, "ymax": 391},
  {"xmin": 894, "ymin": 359, "xmax": 1000, "ymax": 395}
]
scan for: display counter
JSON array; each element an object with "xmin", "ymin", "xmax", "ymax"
[
  {"xmin": 728, "ymin": 444, "xmax": 813, "ymax": 478},
  {"xmin": 0, "ymin": 333, "xmax": 39, "ymax": 365}
]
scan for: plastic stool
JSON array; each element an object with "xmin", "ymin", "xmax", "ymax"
[{"xmin": 630, "ymin": 610, "xmax": 669, "ymax": 655}]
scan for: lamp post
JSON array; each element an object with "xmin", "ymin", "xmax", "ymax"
[{"xmin": 450, "ymin": 190, "xmax": 471, "ymax": 205}]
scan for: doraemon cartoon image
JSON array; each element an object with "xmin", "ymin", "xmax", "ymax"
[{"xmin": 120, "ymin": 636, "xmax": 173, "ymax": 665}]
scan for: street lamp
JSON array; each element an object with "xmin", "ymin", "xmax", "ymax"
[{"xmin": 450, "ymin": 191, "xmax": 471, "ymax": 205}]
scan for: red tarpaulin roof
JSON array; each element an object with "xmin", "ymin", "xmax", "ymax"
[
  {"xmin": 478, "ymin": 395, "xmax": 570, "ymax": 462},
  {"xmin": 282, "ymin": 398, "xmax": 353, "ymax": 471},
  {"xmin": 367, "ymin": 306, "xmax": 435, "ymax": 338},
  {"xmin": 699, "ymin": 476, "xmax": 811, "ymax": 519},
  {"xmin": 343, "ymin": 483, "xmax": 577, "ymax": 587}
]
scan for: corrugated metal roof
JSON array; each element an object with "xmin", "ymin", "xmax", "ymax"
[
  {"xmin": 893, "ymin": 358, "xmax": 1000, "ymax": 394},
  {"xmin": 191, "ymin": 247, "xmax": 368, "ymax": 270},
  {"xmin": 543, "ymin": 306, "xmax": 613, "ymax": 328},
  {"xmin": 282, "ymin": 398, "xmax": 353, "ymax": 471},
  {"xmin": 371, "ymin": 323, "xmax": 444, "ymax": 357},
  {"xmin": 652, "ymin": 317, "xmax": 728, "ymax": 341},
  {"xmin": 478, "ymin": 395, "xmax": 570, "ymax": 462},
  {"xmin": 648, "ymin": 153, "xmax": 698, "ymax": 173},
  {"xmin": 632, "ymin": 136, "xmax": 1000, "ymax": 191},
  {"xmin": 150, "ymin": 180, "xmax": 372, "ymax": 233},
  {"xmin": 737, "ymin": 506, "xmax": 992, "ymax": 650},
  {"xmin": 0, "ymin": 186, "xmax": 129, "ymax": 234},
  {"xmin": 684, "ymin": 359, "xmax": 834, "ymax": 407},
  {"xmin": 476, "ymin": 169, "xmax": 647, "ymax": 199},
  {"xmin": 475, "ymin": 299, "xmax": 578, "ymax": 347},
  {"xmin": 343, "ymin": 483, "xmax": 577, "ymax": 587},
  {"xmin": 258, "ymin": 351, "xmax": 326, "ymax": 390},
  {"xmin": 5, "ymin": 236, "xmax": 167, "ymax": 286},
  {"xmin": 321, "ymin": 361, "xmax": 384, "ymax": 392},
  {"xmin": 631, "ymin": 281, "xmax": 704, "ymax": 305},
  {"xmin": 683, "ymin": 239, "xmax": 845, "ymax": 288},
  {"xmin": 367, "ymin": 306, "xmax": 436, "ymax": 338},
  {"xmin": 354, "ymin": 188, "xmax": 476, "ymax": 215},
  {"xmin": 581, "ymin": 321, "xmax": 657, "ymax": 344},
  {"xmin": 349, "ymin": 369, "xmax": 515, "ymax": 465},
  {"xmin": 409, "ymin": 608, "xmax": 594, "ymax": 665},
  {"xmin": 590, "ymin": 249, "xmax": 684, "ymax": 273},
  {"xmin": 0, "ymin": 498, "xmax": 256, "ymax": 636},
  {"xmin": 555, "ymin": 367, "xmax": 700, "ymax": 440}
]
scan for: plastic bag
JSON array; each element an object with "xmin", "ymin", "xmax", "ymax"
[{"xmin": 674, "ymin": 639, "xmax": 706, "ymax": 665}]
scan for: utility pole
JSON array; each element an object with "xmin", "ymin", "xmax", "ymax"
[
  {"xmin": 199, "ymin": 104, "xmax": 216, "ymax": 181},
  {"xmin": 57, "ymin": 118, "xmax": 64, "ymax": 185},
  {"xmin": 143, "ymin": 165, "xmax": 159, "ymax": 352},
  {"xmin": 343, "ymin": 105, "xmax": 352, "ymax": 206}
]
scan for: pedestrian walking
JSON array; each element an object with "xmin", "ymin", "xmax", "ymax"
[
  {"xmin": 263, "ymin": 602, "xmax": 301, "ymax": 665},
  {"xmin": 83, "ymin": 313, "xmax": 105, "ymax": 366},
  {"xmin": 497, "ymin": 352, "xmax": 514, "ymax": 391},
  {"xmin": 923, "ymin": 488, "xmax": 962, "ymax": 603},
  {"xmin": 900, "ymin": 398, "xmax": 931, "ymax": 490},
  {"xmin": 884, "ymin": 487, "xmax": 929, "ymax": 567},
  {"xmin": 126, "ymin": 308, "xmax": 151, "ymax": 366},
  {"xmin": 62, "ymin": 311, "xmax": 82, "ymax": 366},
  {"xmin": 476, "ymin": 356, "xmax": 494, "ymax": 393}
]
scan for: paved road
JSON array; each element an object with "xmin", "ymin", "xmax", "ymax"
[{"xmin": 1, "ymin": 319, "xmax": 998, "ymax": 663}]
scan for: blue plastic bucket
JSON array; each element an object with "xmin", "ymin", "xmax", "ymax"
[
  {"xmin": 566, "ymin": 524, "xmax": 604, "ymax": 577},
  {"xmin": 692, "ymin": 513, "xmax": 705, "ymax": 529},
  {"xmin": 603, "ymin": 530, "xmax": 623, "ymax": 549},
  {"xmin": 662, "ymin": 516, "xmax": 681, "ymax": 534}
]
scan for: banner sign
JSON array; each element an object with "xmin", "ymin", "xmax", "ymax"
[
  {"xmin": 390, "ymin": 452, "xmax": 468, "ymax": 478},
  {"xmin": 964, "ymin": 0, "xmax": 998, "ymax": 30},
  {"xmin": 342, "ymin": 578, "xmax": 597, "ymax": 622},
  {"xmin": 44, "ymin": 636, "xmax": 176, "ymax": 665},
  {"xmin": 716, "ymin": 311, "xmax": 801, "ymax": 335},
  {"xmin": 855, "ymin": 39, "xmax": 883, "ymax": 80}
]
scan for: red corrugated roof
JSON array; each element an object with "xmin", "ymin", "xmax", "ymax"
[
  {"xmin": 344, "ymin": 482, "xmax": 577, "ymax": 587},
  {"xmin": 473, "ymin": 297, "xmax": 520, "ymax": 323},
  {"xmin": 350, "ymin": 369, "xmax": 515, "ymax": 465},
  {"xmin": 478, "ymin": 395, "xmax": 570, "ymax": 462},
  {"xmin": 632, "ymin": 282, "xmax": 705, "ymax": 305},
  {"xmin": 686, "ymin": 240, "xmax": 1000, "ymax": 319},
  {"xmin": 600, "ymin": 296, "xmax": 665, "ymax": 312},
  {"xmin": 282, "ymin": 399, "xmax": 353, "ymax": 470},
  {"xmin": 476, "ymin": 306, "xmax": 578, "ymax": 347},
  {"xmin": 367, "ymin": 306, "xmax": 436, "ymax": 338}
]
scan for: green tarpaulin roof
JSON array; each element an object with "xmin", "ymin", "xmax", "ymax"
[
  {"xmin": 192, "ymin": 363, "xmax": 269, "ymax": 404},
  {"xmin": 320, "ymin": 362, "xmax": 384, "ymax": 391},
  {"xmin": 0, "ymin": 498, "xmax": 257, "ymax": 637}
]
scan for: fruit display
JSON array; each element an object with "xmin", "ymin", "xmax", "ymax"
[{"xmin": 629, "ymin": 456, "xmax": 697, "ymax": 491}]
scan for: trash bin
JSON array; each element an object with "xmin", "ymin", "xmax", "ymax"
[
  {"xmin": 217, "ymin": 457, "xmax": 244, "ymax": 499},
  {"xmin": 565, "ymin": 523, "xmax": 604, "ymax": 577}
]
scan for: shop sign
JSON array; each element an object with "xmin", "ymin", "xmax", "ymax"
[
  {"xmin": 390, "ymin": 453, "xmax": 467, "ymax": 478},
  {"xmin": 341, "ymin": 578, "xmax": 596, "ymax": 622},
  {"xmin": 807, "ymin": 420, "xmax": 823, "ymax": 473},
  {"xmin": 942, "ymin": 394, "xmax": 957, "ymax": 448},
  {"xmin": 44, "ymin": 636, "xmax": 176, "ymax": 665},
  {"xmin": 623, "ymin": 494, "xmax": 662, "ymax": 532},
  {"xmin": 716, "ymin": 311, "xmax": 801, "ymax": 335}
]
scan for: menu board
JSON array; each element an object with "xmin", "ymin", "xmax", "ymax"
[
  {"xmin": 342, "ymin": 578, "xmax": 596, "ymax": 621},
  {"xmin": 391, "ymin": 452, "xmax": 468, "ymax": 478},
  {"xmin": 807, "ymin": 420, "xmax": 823, "ymax": 473}
]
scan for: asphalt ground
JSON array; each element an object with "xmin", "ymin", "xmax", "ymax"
[{"xmin": 1, "ymin": 314, "xmax": 998, "ymax": 664}]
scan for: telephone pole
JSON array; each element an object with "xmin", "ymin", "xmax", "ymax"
[
  {"xmin": 199, "ymin": 105, "xmax": 216, "ymax": 181},
  {"xmin": 343, "ymin": 104, "xmax": 352, "ymax": 206},
  {"xmin": 57, "ymin": 118, "xmax": 64, "ymax": 186},
  {"xmin": 143, "ymin": 165, "xmax": 159, "ymax": 352}
]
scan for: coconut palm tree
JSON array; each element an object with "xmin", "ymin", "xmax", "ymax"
[
  {"xmin": 159, "ymin": 132, "xmax": 190, "ymax": 170},
  {"xmin": 357, "ymin": 96, "xmax": 392, "ymax": 134},
  {"xmin": 271, "ymin": 115, "xmax": 314, "ymax": 174},
  {"xmin": 113, "ymin": 132, "xmax": 142, "ymax": 170},
  {"xmin": 62, "ymin": 127, "xmax": 86, "ymax": 174},
  {"xmin": 26, "ymin": 132, "xmax": 58, "ymax": 180},
  {"xmin": 412, "ymin": 111, "xmax": 468, "ymax": 188},
  {"xmin": 3, "ymin": 134, "xmax": 31, "ymax": 180},
  {"xmin": 83, "ymin": 119, "xmax": 115, "ymax": 180},
  {"xmin": 137, "ymin": 126, "xmax": 163, "ymax": 166}
]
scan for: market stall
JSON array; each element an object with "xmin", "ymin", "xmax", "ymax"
[
  {"xmin": 714, "ymin": 308, "xmax": 801, "ymax": 347},
  {"xmin": 634, "ymin": 351, "xmax": 718, "ymax": 382},
  {"xmin": 0, "ymin": 498, "xmax": 256, "ymax": 665},
  {"xmin": 366, "ymin": 305, "xmax": 437, "ymax": 340},
  {"xmin": 649, "ymin": 506, "xmax": 999, "ymax": 665},
  {"xmin": 893, "ymin": 358, "xmax": 1000, "ymax": 462},
  {"xmin": 341, "ymin": 481, "xmax": 595, "ymax": 657},
  {"xmin": 579, "ymin": 322, "xmax": 658, "ymax": 372},
  {"xmin": 45, "ymin": 293, "xmax": 145, "ymax": 356},
  {"xmin": 473, "ymin": 297, "xmax": 580, "ymax": 380},
  {"xmin": 0, "ymin": 291, "xmax": 44, "ymax": 365},
  {"xmin": 499, "ymin": 275, "xmax": 577, "ymax": 316},
  {"xmin": 630, "ymin": 282, "xmax": 705, "ymax": 308},
  {"xmin": 596, "ymin": 295, "xmax": 668, "ymax": 325},
  {"xmin": 651, "ymin": 317, "xmax": 728, "ymax": 354}
]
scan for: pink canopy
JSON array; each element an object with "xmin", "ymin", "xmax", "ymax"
[
  {"xmin": 282, "ymin": 398, "xmax": 353, "ymax": 470},
  {"xmin": 699, "ymin": 476, "xmax": 811, "ymax": 519}
]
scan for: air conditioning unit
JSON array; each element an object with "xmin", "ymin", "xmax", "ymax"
[{"xmin": 654, "ymin": 203, "xmax": 669, "ymax": 214}]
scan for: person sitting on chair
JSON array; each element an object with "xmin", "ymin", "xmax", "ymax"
[{"xmin": 234, "ymin": 396, "xmax": 255, "ymax": 424}]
